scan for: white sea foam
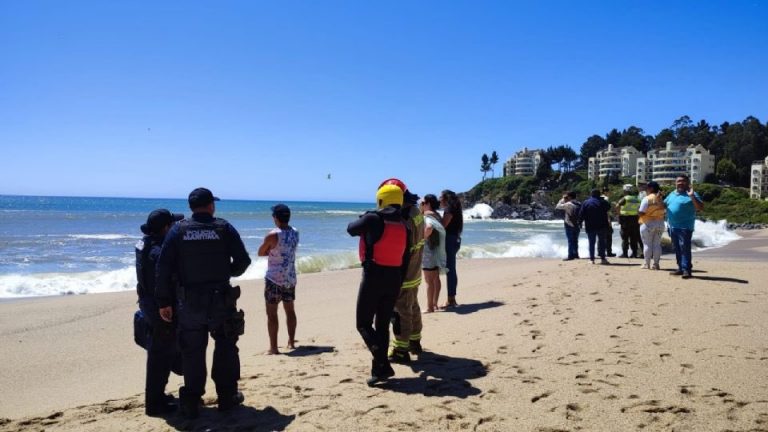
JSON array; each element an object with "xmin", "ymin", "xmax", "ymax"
[
  {"xmin": 460, "ymin": 234, "xmax": 569, "ymax": 259},
  {"xmin": 692, "ymin": 219, "xmax": 741, "ymax": 249},
  {"xmin": 463, "ymin": 203, "xmax": 494, "ymax": 220},
  {"xmin": 0, "ymin": 267, "xmax": 136, "ymax": 298},
  {"xmin": 323, "ymin": 210, "xmax": 361, "ymax": 215},
  {"xmin": 68, "ymin": 234, "xmax": 136, "ymax": 240}
]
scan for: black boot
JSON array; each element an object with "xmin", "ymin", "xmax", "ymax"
[
  {"xmin": 218, "ymin": 391, "xmax": 244, "ymax": 412},
  {"xmin": 366, "ymin": 359, "xmax": 395, "ymax": 386},
  {"xmin": 145, "ymin": 393, "xmax": 176, "ymax": 417},
  {"xmin": 179, "ymin": 386, "xmax": 200, "ymax": 420}
]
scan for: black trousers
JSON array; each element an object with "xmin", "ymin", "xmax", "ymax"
[
  {"xmin": 177, "ymin": 288, "xmax": 240, "ymax": 400},
  {"xmin": 140, "ymin": 299, "xmax": 182, "ymax": 406},
  {"xmin": 356, "ymin": 264, "xmax": 402, "ymax": 362},
  {"xmin": 619, "ymin": 216, "xmax": 642, "ymax": 256}
]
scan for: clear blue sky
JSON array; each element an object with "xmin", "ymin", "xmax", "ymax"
[{"xmin": 1, "ymin": 1, "xmax": 766, "ymax": 202}]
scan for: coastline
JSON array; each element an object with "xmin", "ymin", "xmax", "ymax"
[{"xmin": 0, "ymin": 232, "xmax": 766, "ymax": 431}]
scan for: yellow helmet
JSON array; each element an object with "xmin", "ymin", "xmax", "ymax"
[{"xmin": 376, "ymin": 184, "xmax": 404, "ymax": 209}]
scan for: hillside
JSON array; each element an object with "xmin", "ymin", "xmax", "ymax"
[{"xmin": 462, "ymin": 172, "xmax": 768, "ymax": 224}]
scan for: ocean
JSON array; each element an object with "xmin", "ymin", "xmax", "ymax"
[{"xmin": 0, "ymin": 195, "xmax": 741, "ymax": 298}]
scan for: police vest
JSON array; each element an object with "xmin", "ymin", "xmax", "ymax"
[
  {"xmin": 177, "ymin": 218, "xmax": 231, "ymax": 285},
  {"xmin": 135, "ymin": 236, "xmax": 158, "ymax": 299},
  {"xmin": 620, "ymin": 196, "xmax": 640, "ymax": 216},
  {"xmin": 358, "ymin": 213, "xmax": 407, "ymax": 268}
]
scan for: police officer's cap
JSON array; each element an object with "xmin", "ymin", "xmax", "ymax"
[
  {"xmin": 188, "ymin": 187, "xmax": 220, "ymax": 209},
  {"xmin": 271, "ymin": 203, "xmax": 291, "ymax": 222},
  {"xmin": 141, "ymin": 209, "xmax": 184, "ymax": 235}
]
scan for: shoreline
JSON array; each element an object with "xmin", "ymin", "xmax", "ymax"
[{"xmin": 0, "ymin": 226, "xmax": 757, "ymax": 302}]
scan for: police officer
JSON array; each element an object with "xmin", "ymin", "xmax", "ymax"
[
  {"xmin": 136, "ymin": 209, "xmax": 184, "ymax": 416},
  {"xmin": 615, "ymin": 185, "xmax": 643, "ymax": 258},
  {"xmin": 156, "ymin": 188, "xmax": 252, "ymax": 419}
]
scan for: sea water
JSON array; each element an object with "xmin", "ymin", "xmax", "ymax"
[{"xmin": 0, "ymin": 195, "xmax": 739, "ymax": 298}]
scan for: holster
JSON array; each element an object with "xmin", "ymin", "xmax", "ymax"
[{"xmin": 212, "ymin": 285, "xmax": 245, "ymax": 339}]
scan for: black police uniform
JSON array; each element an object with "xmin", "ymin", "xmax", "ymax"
[
  {"xmin": 155, "ymin": 212, "xmax": 251, "ymax": 416},
  {"xmin": 136, "ymin": 232, "xmax": 182, "ymax": 415}
]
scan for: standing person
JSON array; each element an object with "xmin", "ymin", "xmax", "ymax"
[
  {"xmin": 439, "ymin": 189, "xmax": 462, "ymax": 309},
  {"xmin": 600, "ymin": 187, "xmax": 616, "ymax": 257},
  {"xmin": 258, "ymin": 204, "xmax": 299, "ymax": 355},
  {"xmin": 555, "ymin": 191, "xmax": 581, "ymax": 261},
  {"xmin": 421, "ymin": 194, "xmax": 447, "ymax": 313},
  {"xmin": 638, "ymin": 181, "xmax": 666, "ymax": 270},
  {"xmin": 664, "ymin": 175, "xmax": 704, "ymax": 279},
  {"xmin": 136, "ymin": 209, "xmax": 184, "ymax": 416},
  {"xmin": 347, "ymin": 183, "xmax": 409, "ymax": 386},
  {"xmin": 578, "ymin": 189, "xmax": 612, "ymax": 265},
  {"xmin": 385, "ymin": 181, "xmax": 425, "ymax": 364},
  {"xmin": 615, "ymin": 185, "xmax": 642, "ymax": 258},
  {"xmin": 156, "ymin": 187, "xmax": 252, "ymax": 419}
]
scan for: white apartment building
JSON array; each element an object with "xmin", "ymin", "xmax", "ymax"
[
  {"xmin": 636, "ymin": 141, "xmax": 715, "ymax": 185},
  {"xmin": 751, "ymin": 156, "xmax": 768, "ymax": 199},
  {"xmin": 504, "ymin": 148, "xmax": 543, "ymax": 177},
  {"xmin": 587, "ymin": 144, "xmax": 640, "ymax": 181}
]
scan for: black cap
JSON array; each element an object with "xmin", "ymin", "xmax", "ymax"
[
  {"xmin": 404, "ymin": 190, "xmax": 420, "ymax": 205},
  {"xmin": 141, "ymin": 209, "xmax": 184, "ymax": 235},
  {"xmin": 271, "ymin": 203, "xmax": 291, "ymax": 222},
  {"xmin": 188, "ymin": 187, "xmax": 220, "ymax": 209}
]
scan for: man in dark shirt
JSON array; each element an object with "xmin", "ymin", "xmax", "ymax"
[
  {"xmin": 578, "ymin": 189, "xmax": 612, "ymax": 265},
  {"xmin": 156, "ymin": 187, "xmax": 251, "ymax": 419}
]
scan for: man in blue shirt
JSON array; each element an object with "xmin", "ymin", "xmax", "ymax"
[{"xmin": 664, "ymin": 175, "xmax": 704, "ymax": 279}]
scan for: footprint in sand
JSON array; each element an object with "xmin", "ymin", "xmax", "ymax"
[{"xmin": 531, "ymin": 392, "xmax": 551, "ymax": 403}]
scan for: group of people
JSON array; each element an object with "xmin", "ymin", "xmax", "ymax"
[
  {"xmin": 134, "ymin": 181, "xmax": 465, "ymax": 419},
  {"xmin": 346, "ymin": 180, "xmax": 463, "ymax": 385},
  {"xmin": 556, "ymin": 174, "xmax": 704, "ymax": 278}
]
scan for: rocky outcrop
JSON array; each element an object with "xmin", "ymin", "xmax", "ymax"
[
  {"xmin": 726, "ymin": 223, "xmax": 768, "ymax": 230},
  {"xmin": 489, "ymin": 203, "xmax": 555, "ymax": 221}
]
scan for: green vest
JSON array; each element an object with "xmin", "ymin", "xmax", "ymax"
[{"xmin": 620, "ymin": 195, "xmax": 640, "ymax": 216}]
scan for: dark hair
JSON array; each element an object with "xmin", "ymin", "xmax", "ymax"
[
  {"xmin": 423, "ymin": 194, "xmax": 439, "ymax": 211},
  {"xmin": 590, "ymin": 188, "xmax": 601, "ymax": 198},
  {"xmin": 646, "ymin": 181, "xmax": 660, "ymax": 193},
  {"xmin": 440, "ymin": 189, "xmax": 463, "ymax": 234},
  {"xmin": 676, "ymin": 174, "xmax": 690, "ymax": 182},
  {"xmin": 566, "ymin": 191, "xmax": 577, "ymax": 199}
]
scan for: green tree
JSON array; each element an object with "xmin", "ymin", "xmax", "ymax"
[
  {"xmin": 480, "ymin": 153, "xmax": 491, "ymax": 180},
  {"xmin": 716, "ymin": 158, "xmax": 738, "ymax": 184},
  {"xmin": 605, "ymin": 128, "xmax": 621, "ymax": 146},
  {"xmin": 654, "ymin": 128, "xmax": 675, "ymax": 148},
  {"xmin": 490, "ymin": 151, "xmax": 500, "ymax": 178},
  {"xmin": 579, "ymin": 135, "xmax": 607, "ymax": 166},
  {"xmin": 618, "ymin": 126, "xmax": 647, "ymax": 152}
]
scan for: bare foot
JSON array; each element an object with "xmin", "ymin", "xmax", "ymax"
[
  {"xmin": 286, "ymin": 342, "xmax": 296, "ymax": 350},
  {"xmin": 423, "ymin": 308, "xmax": 434, "ymax": 314},
  {"xmin": 267, "ymin": 348, "xmax": 280, "ymax": 355}
]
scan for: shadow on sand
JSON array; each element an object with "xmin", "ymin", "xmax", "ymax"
[
  {"xmin": 285, "ymin": 345, "xmax": 336, "ymax": 357},
  {"xmin": 442, "ymin": 300, "xmax": 504, "ymax": 315},
  {"xmin": 165, "ymin": 405, "xmax": 295, "ymax": 431},
  {"xmin": 375, "ymin": 351, "xmax": 485, "ymax": 398},
  {"xmin": 689, "ymin": 275, "xmax": 748, "ymax": 284}
]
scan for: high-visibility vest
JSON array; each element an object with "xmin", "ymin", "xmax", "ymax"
[
  {"xmin": 620, "ymin": 195, "xmax": 640, "ymax": 216},
  {"xmin": 639, "ymin": 193, "xmax": 666, "ymax": 224}
]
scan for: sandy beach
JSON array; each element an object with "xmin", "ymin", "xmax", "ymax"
[{"xmin": 1, "ymin": 230, "xmax": 767, "ymax": 431}]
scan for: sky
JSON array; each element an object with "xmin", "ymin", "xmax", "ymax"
[{"xmin": 1, "ymin": 1, "xmax": 766, "ymax": 203}]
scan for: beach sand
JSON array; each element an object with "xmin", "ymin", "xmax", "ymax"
[{"xmin": 1, "ymin": 230, "xmax": 767, "ymax": 431}]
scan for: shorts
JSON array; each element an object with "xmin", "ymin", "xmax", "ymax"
[{"xmin": 264, "ymin": 279, "xmax": 296, "ymax": 304}]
